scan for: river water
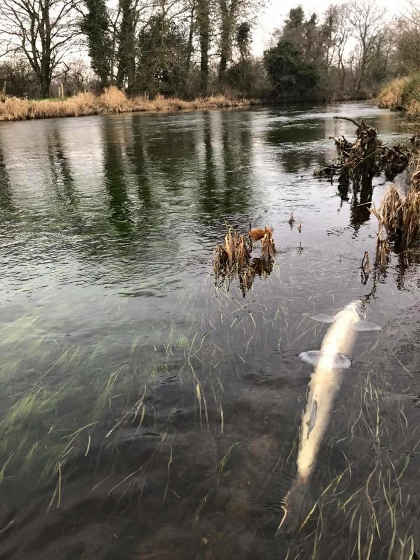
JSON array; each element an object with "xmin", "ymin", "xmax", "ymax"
[{"xmin": 0, "ymin": 103, "xmax": 419, "ymax": 559}]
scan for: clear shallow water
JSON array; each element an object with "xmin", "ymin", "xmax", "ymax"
[{"xmin": 0, "ymin": 103, "xmax": 419, "ymax": 559}]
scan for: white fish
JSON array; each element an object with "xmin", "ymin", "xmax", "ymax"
[
  {"xmin": 299, "ymin": 350, "xmax": 351, "ymax": 369},
  {"xmin": 310, "ymin": 311, "xmax": 381, "ymax": 332},
  {"xmin": 278, "ymin": 300, "xmax": 362, "ymax": 534}
]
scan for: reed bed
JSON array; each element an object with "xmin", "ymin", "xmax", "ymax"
[
  {"xmin": 371, "ymin": 184, "xmax": 420, "ymax": 248},
  {"xmin": 378, "ymin": 76, "xmax": 410, "ymax": 110},
  {"xmin": 409, "ymin": 148, "xmax": 420, "ymax": 191},
  {"xmin": 0, "ymin": 86, "xmax": 256, "ymax": 122},
  {"xmin": 378, "ymin": 73, "xmax": 420, "ymax": 119}
]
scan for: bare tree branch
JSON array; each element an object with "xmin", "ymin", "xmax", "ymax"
[{"xmin": 0, "ymin": 0, "xmax": 81, "ymax": 96}]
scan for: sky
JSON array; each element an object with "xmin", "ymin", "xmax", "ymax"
[{"xmin": 253, "ymin": 0, "xmax": 410, "ymax": 55}]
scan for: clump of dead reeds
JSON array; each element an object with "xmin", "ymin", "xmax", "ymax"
[
  {"xmin": 371, "ymin": 184, "xmax": 420, "ymax": 249},
  {"xmin": 213, "ymin": 245, "xmax": 229, "ymax": 277},
  {"xmin": 213, "ymin": 224, "xmax": 275, "ymax": 296},
  {"xmin": 408, "ymin": 146, "xmax": 420, "ymax": 191},
  {"xmin": 214, "ymin": 227, "xmax": 251, "ymax": 275},
  {"xmin": 261, "ymin": 230, "xmax": 276, "ymax": 262},
  {"xmin": 98, "ymin": 86, "xmax": 131, "ymax": 112},
  {"xmin": 377, "ymin": 185, "xmax": 403, "ymax": 232},
  {"xmin": 402, "ymin": 188, "xmax": 420, "ymax": 246}
]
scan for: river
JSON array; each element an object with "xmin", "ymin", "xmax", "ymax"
[{"xmin": 0, "ymin": 102, "xmax": 419, "ymax": 559}]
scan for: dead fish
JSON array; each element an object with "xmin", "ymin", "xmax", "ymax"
[
  {"xmin": 307, "ymin": 399, "xmax": 318, "ymax": 438},
  {"xmin": 299, "ymin": 350, "xmax": 352, "ymax": 369},
  {"xmin": 309, "ymin": 312, "xmax": 381, "ymax": 332},
  {"xmin": 279, "ymin": 300, "xmax": 363, "ymax": 534}
]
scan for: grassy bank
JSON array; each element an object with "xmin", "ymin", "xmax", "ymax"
[
  {"xmin": 378, "ymin": 73, "xmax": 420, "ymax": 119},
  {"xmin": 0, "ymin": 86, "xmax": 258, "ymax": 121}
]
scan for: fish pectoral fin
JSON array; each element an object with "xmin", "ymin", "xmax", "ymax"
[
  {"xmin": 309, "ymin": 313, "xmax": 336, "ymax": 324},
  {"xmin": 352, "ymin": 320, "xmax": 382, "ymax": 332},
  {"xmin": 299, "ymin": 350, "xmax": 352, "ymax": 369}
]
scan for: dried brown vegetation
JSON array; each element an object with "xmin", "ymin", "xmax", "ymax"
[
  {"xmin": 248, "ymin": 225, "xmax": 273, "ymax": 242},
  {"xmin": 261, "ymin": 230, "xmax": 276, "ymax": 262},
  {"xmin": 213, "ymin": 225, "xmax": 275, "ymax": 296},
  {"xmin": 371, "ymin": 150, "xmax": 420, "ymax": 250},
  {"xmin": 408, "ymin": 143, "xmax": 420, "ymax": 191},
  {"xmin": 373, "ymin": 186, "xmax": 419, "ymax": 248},
  {"xmin": 0, "ymin": 87, "xmax": 257, "ymax": 122},
  {"xmin": 316, "ymin": 118, "xmax": 410, "ymax": 186},
  {"xmin": 378, "ymin": 73, "xmax": 420, "ymax": 119}
]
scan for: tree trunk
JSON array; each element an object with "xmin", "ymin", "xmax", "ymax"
[
  {"xmin": 40, "ymin": 73, "xmax": 51, "ymax": 98},
  {"xmin": 197, "ymin": 0, "xmax": 210, "ymax": 95},
  {"xmin": 186, "ymin": 3, "xmax": 196, "ymax": 75},
  {"xmin": 117, "ymin": 0, "xmax": 137, "ymax": 92},
  {"xmin": 218, "ymin": 31, "xmax": 229, "ymax": 84},
  {"xmin": 218, "ymin": 0, "xmax": 238, "ymax": 85}
]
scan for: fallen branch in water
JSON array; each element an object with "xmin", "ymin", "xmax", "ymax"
[{"xmin": 315, "ymin": 118, "xmax": 411, "ymax": 187}]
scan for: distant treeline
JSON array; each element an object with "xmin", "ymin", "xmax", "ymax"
[{"xmin": 0, "ymin": 0, "xmax": 419, "ymax": 102}]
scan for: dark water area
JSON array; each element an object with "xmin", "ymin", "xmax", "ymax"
[{"xmin": 0, "ymin": 103, "xmax": 419, "ymax": 559}]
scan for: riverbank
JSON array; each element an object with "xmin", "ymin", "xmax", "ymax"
[
  {"xmin": 378, "ymin": 73, "xmax": 420, "ymax": 119},
  {"xmin": 0, "ymin": 86, "xmax": 259, "ymax": 121}
]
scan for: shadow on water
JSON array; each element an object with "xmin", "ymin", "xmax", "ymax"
[
  {"xmin": 0, "ymin": 139, "xmax": 15, "ymax": 219},
  {"xmin": 0, "ymin": 103, "xmax": 419, "ymax": 559}
]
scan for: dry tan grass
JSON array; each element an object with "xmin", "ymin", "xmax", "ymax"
[
  {"xmin": 261, "ymin": 230, "xmax": 276, "ymax": 261},
  {"xmin": 409, "ymin": 151, "xmax": 420, "ymax": 190},
  {"xmin": 379, "ymin": 185, "xmax": 403, "ymax": 232},
  {"xmin": 371, "ymin": 183, "xmax": 420, "ymax": 248},
  {"xmin": 377, "ymin": 77, "xmax": 409, "ymax": 109},
  {"xmin": 378, "ymin": 73, "xmax": 420, "ymax": 119},
  {"xmin": 0, "ymin": 86, "xmax": 255, "ymax": 122},
  {"xmin": 402, "ymin": 188, "xmax": 420, "ymax": 245},
  {"xmin": 407, "ymin": 99, "xmax": 420, "ymax": 119}
]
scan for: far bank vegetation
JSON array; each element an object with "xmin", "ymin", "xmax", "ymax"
[
  {"xmin": 378, "ymin": 73, "xmax": 420, "ymax": 119},
  {"xmin": 0, "ymin": 87, "xmax": 255, "ymax": 121},
  {"xmin": 0, "ymin": 0, "xmax": 419, "ymax": 118}
]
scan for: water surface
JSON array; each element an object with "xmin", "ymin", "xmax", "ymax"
[{"xmin": 0, "ymin": 103, "xmax": 419, "ymax": 559}]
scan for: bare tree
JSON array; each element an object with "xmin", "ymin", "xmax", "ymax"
[
  {"xmin": 196, "ymin": 0, "xmax": 211, "ymax": 94},
  {"xmin": 323, "ymin": 4, "xmax": 351, "ymax": 92},
  {"xmin": 0, "ymin": 0, "xmax": 82, "ymax": 98},
  {"xmin": 393, "ymin": 0, "xmax": 420, "ymax": 73},
  {"xmin": 348, "ymin": 0, "xmax": 385, "ymax": 94}
]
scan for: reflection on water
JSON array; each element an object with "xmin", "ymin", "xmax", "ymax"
[{"xmin": 0, "ymin": 103, "xmax": 419, "ymax": 559}]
